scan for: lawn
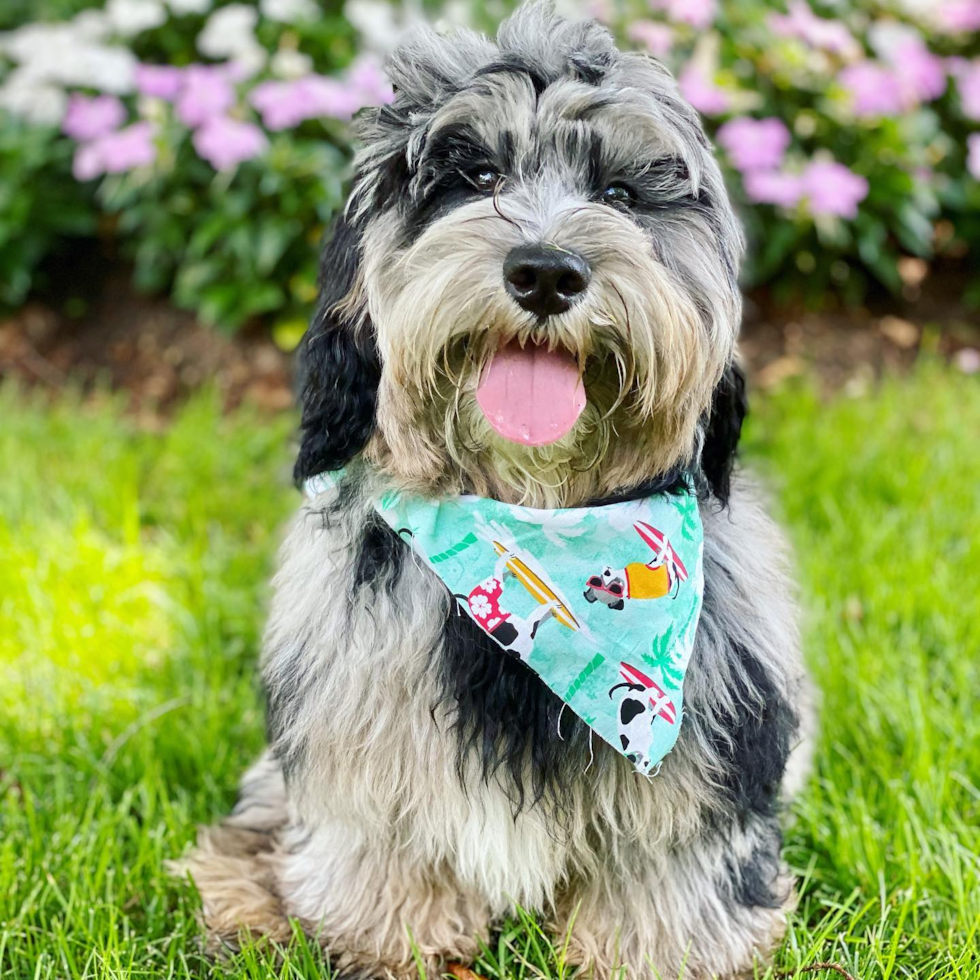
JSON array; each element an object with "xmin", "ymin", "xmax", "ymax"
[{"xmin": 1, "ymin": 365, "xmax": 978, "ymax": 979}]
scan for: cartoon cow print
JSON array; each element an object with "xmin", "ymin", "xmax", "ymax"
[{"xmin": 608, "ymin": 661, "xmax": 677, "ymax": 769}]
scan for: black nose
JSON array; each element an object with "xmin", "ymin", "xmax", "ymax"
[{"xmin": 503, "ymin": 244, "xmax": 591, "ymax": 318}]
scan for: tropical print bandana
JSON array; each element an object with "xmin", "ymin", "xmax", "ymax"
[{"xmin": 305, "ymin": 471, "xmax": 705, "ymax": 776}]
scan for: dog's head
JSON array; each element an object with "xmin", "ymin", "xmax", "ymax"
[{"xmin": 295, "ymin": 3, "xmax": 746, "ymax": 507}]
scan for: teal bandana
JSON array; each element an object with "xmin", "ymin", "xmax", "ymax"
[{"xmin": 306, "ymin": 472, "xmax": 705, "ymax": 776}]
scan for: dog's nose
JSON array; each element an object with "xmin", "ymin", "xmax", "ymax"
[{"xmin": 503, "ymin": 245, "xmax": 591, "ymax": 318}]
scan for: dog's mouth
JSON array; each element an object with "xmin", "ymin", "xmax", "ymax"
[{"xmin": 475, "ymin": 338, "xmax": 586, "ymax": 446}]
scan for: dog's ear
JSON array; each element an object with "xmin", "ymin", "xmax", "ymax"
[
  {"xmin": 700, "ymin": 361, "xmax": 747, "ymax": 505},
  {"xmin": 293, "ymin": 212, "xmax": 381, "ymax": 484}
]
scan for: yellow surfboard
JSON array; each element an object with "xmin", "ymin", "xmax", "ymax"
[{"xmin": 492, "ymin": 541, "xmax": 581, "ymax": 631}]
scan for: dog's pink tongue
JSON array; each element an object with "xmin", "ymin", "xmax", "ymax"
[{"xmin": 476, "ymin": 341, "xmax": 585, "ymax": 446}]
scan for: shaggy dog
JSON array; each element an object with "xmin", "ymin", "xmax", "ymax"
[{"xmin": 178, "ymin": 5, "xmax": 811, "ymax": 978}]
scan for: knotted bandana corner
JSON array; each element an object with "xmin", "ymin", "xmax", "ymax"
[{"xmin": 305, "ymin": 471, "xmax": 705, "ymax": 775}]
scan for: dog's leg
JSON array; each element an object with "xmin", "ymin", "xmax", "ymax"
[
  {"xmin": 171, "ymin": 751, "xmax": 294, "ymax": 953},
  {"xmin": 275, "ymin": 819, "xmax": 492, "ymax": 980},
  {"xmin": 555, "ymin": 814, "xmax": 793, "ymax": 980}
]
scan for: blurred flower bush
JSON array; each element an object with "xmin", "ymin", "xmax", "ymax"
[
  {"xmin": 613, "ymin": 0, "xmax": 980, "ymax": 302},
  {"xmin": 0, "ymin": 0, "xmax": 978, "ymax": 331},
  {"xmin": 0, "ymin": 0, "xmax": 378, "ymax": 331}
]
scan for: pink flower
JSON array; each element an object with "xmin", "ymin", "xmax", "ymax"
[
  {"xmin": 134, "ymin": 64, "xmax": 184, "ymax": 101},
  {"xmin": 743, "ymin": 170, "xmax": 804, "ymax": 208},
  {"xmin": 968, "ymin": 134, "xmax": 980, "ymax": 180},
  {"xmin": 841, "ymin": 39, "xmax": 947, "ymax": 119},
  {"xmin": 192, "ymin": 116, "xmax": 268, "ymax": 170},
  {"xmin": 839, "ymin": 62, "xmax": 909, "ymax": 117},
  {"xmin": 586, "ymin": 0, "xmax": 612, "ymax": 22},
  {"xmin": 678, "ymin": 62, "xmax": 730, "ymax": 116},
  {"xmin": 936, "ymin": 0, "xmax": 980, "ymax": 33},
  {"xmin": 803, "ymin": 160, "xmax": 868, "ymax": 218},
  {"xmin": 250, "ymin": 76, "xmax": 358, "ymax": 129},
  {"xmin": 346, "ymin": 57, "xmax": 394, "ymax": 107},
  {"xmin": 743, "ymin": 159, "xmax": 868, "ymax": 217},
  {"xmin": 628, "ymin": 21, "xmax": 675, "ymax": 58},
  {"xmin": 72, "ymin": 121, "xmax": 157, "ymax": 180},
  {"xmin": 769, "ymin": 0, "xmax": 861, "ymax": 60},
  {"xmin": 72, "ymin": 142, "xmax": 105, "ymax": 181},
  {"xmin": 62, "ymin": 94, "xmax": 126, "ymax": 142},
  {"xmin": 892, "ymin": 38, "xmax": 947, "ymax": 103},
  {"xmin": 175, "ymin": 65, "xmax": 235, "ymax": 127},
  {"xmin": 650, "ymin": 0, "xmax": 717, "ymax": 30},
  {"xmin": 716, "ymin": 117, "xmax": 791, "ymax": 172},
  {"xmin": 952, "ymin": 60, "xmax": 980, "ymax": 120}
]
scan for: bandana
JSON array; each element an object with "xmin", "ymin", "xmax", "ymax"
[{"xmin": 305, "ymin": 471, "xmax": 705, "ymax": 776}]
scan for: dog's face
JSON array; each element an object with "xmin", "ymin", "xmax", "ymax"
[
  {"xmin": 295, "ymin": 4, "xmax": 744, "ymax": 507},
  {"xmin": 584, "ymin": 567, "xmax": 627, "ymax": 609}
]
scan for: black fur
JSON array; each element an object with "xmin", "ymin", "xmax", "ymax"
[
  {"xmin": 700, "ymin": 362, "xmax": 748, "ymax": 505},
  {"xmin": 711, "ymin": 639, "xmax": 797, "ymax": 822},
  {"xmin": 353, "ymin": 515, "xmax": 406, "ymax": 596},
  {"xmin": 434, "ymin": 601, "xmax": 592, "ymax": 814},
  {"xmin": 723, "ymin": 817, "xmax": 787, "ymax": 910},
  {"xmin": 587, "ymin": 468, "xmax": 691, "ymax": 506},
  {"xmin": 692, "ymin": 552, "xmax": 798, "ymax": 827},
  {"xmin": 293, "ymin": 213, "xmax": 381, "ymax": 483},
  {"xmin": 265, "ymin": 638, "xmax": 313, "ymax": 780},
  {"xmin": 473, "ymin": 57, "xmax": 550, "ymax": 96},
  {"xmin": 429, "ymin": 478, "xmax": 695, "ymax": 811}
]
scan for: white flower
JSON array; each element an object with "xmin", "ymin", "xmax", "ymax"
[
  {"xmin": 0, "ymin": 69, "xmax": 67, "ymax": 125},
  {"xmin": 72, "ymin": 9, "xmax": 112, "ymax": 40},
  {"xmin": 167, "ymin": 0, "xmax": 212, "ymax": 13},
  {"xmin": 138, "ymin": 95, "xmax": 168, "ymax": 123},
  {"xmin": 76, "ymin": 46, "xmax": 139, "ymax": 92},
  {"xmin": 260, "ymin": 0, "xmax": 318, "ymax": 22},
  {"xmin": 479, "ymin": 577, "xmax": 501, "ymax": 593},
  {"xmin": 433, "ymin": 0, "xmax": 473, "ymax": 31},
  {"xmin": 271, "ymin": 48, "xmax": 314, "ymax": 78},
  {"xmin": 896, "ymin": 0, "xmax": 938, "ymax": 18},
  {"xmin": 106, "ymin": 0, "xmax": 167, "ymax": 36},
  {"xmin": 344, "ymin": 0, "xmax": 410, "ymax": 54},
  {"xmin": 198, "ymin": 3, "xmax": 259, "ymax": 58},
  {"xmin": 470, "ymin": 594, "xmax": 492, "ymax": 618},
  {"xmin": 0, "ymin": 22, "xmax": 136, "ymax": 93},
  {"xmin": 867, "ymin": 21, "xmax": 922, "ymax": 61},
  {"xmin": 228, "ymin": 43, "xmax": 268, "ymax": 78}
]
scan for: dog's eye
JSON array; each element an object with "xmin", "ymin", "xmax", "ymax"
[
  {"xmin": 464, "ymin": 169, "xmax": 502, "ymax": 193},
  {"xmin": 601, "ymin": 183, "xmax": 635, "ymax": 208}
]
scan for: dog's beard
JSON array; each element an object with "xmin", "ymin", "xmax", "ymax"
[{"xmin": 362, "ymin": 198, "xmax": 730, "ymax": 507}]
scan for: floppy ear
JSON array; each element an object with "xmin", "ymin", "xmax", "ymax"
[
  {"xmin": 700, "ymin": 361, "xmax": 747, "ymax": 505},
  {"xmin": 293, "ymin": 212, "xmax": 381, "ymax": 484}
]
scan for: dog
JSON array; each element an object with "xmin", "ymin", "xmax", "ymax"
[
  {"xmin": 458, "ymin": 520, "xmax": 563, "ymax": 661},
  {"xmin": 609, "ymin": 661, "xmax": 678, "ymax": 771},
  {"xmin": 584, "ymin": 522, "xmax": 687, "ymax": 609},
  {"xmin": 177, "ymin": 5, "xmax": 812, "ymax": 978}
]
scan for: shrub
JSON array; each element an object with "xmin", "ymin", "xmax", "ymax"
[
  {"xmin": 0, "ymin": 0, "xmax": 978, "ymax": 330},
  {"xmin": 0, "ymin": 121, "xmax": 96, "ymax": 308},
  {"xmin": 609, "ymin": 0, "xmax": 980, "ymax": 302},
  {"xmin": 0, "ymin": 0, "xmax": 371, "ymax": 331}
]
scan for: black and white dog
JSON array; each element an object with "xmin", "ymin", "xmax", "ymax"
[{"xmin": 178, "ymin": 6, "xmax": 811, "ymax": 977}]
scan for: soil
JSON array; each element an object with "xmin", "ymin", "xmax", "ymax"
[{"xmin": 1, "ymin": 262, "xmax": 977, "ymax": 419}]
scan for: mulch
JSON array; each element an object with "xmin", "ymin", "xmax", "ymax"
[{"xmin": 1, "ymin": 263, "xmax": 977, "ymax": 420}]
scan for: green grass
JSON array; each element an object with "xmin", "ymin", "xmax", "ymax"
[{"xmin": 2, "ymin": 365, "xmax": 979, "ymax": 979}]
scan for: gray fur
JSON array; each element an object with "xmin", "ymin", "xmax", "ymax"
[{"xmin": 175, "ymin": 6, "xmax": 811, "ymax": 978}]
